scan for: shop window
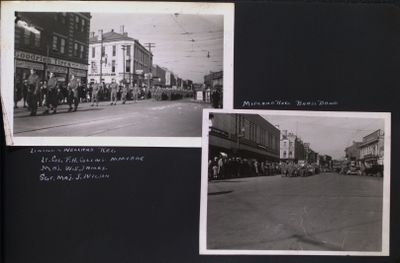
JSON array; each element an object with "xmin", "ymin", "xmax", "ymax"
[
  {"xmin": 52, "ymin": 35, "xmax": 58, "ymax": 51},
  {"xmin": 111, "ymin": 60, "xmax": 115, "ymax": 73},
  {"xmin": 60, "ymin": 38, "xmax": 66, "ymax": 54},
  {"xmin": 112, "ymin": 45, "xmax": 116, "ymax": 56},
  {"xmin": 73, "ymin": 43, "xmax": 78, "ymax": 57},
  {"xmin": 126, "ymin": 60, "xmax": 131, "ymax": 72}
]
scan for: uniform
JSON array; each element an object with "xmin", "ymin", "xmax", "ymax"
[
  {"xmin": 26, "ymin": 73, "xmax": 40, "ymax": 116},
  {"xmin": 45, "ymin": 76, "xmax": 58, "ymax": 113},
  {"xmin": 91, "ymin": 83, "xmax": 100, "ymax": 106},
  {"xmin": 110, "ymin": 82, "xmax": 118, "ymax": 105},
  {"xmin": 121, "ymin": 84, "xmax": 128, "ymax": 104},
  {"xmin": 67, "ymin": 78, "xmax": 79, "ymax": 111}
]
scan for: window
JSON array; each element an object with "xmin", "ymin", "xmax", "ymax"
[
  {"xmin": 126, "ymin": 45, "xmax": 131, "ymax": 56},
  {"xmin": 111, "ymin": 60, "xmax": 115, "ymax": 73},
  {"xmin": 92, "ymin": 47, "xmax": 95, "ymax": 58},
  {"xmin": 23, "ymin": 29, "xmax": 30, "ymax": 45},
  {"xmin": 60, "ymin": 38, "xmax": 66, "ymax": 54},
  {"xmin": 80, "ymin": 45, "xmax": 84, "ymax": 58},
  {"xmin": 283, "ymin": 151, "xmax": 287, "ymax": 158},
  {"xmin": 126, "ymin": 60, "xmax": 131, "ymax": 72},
  {"xmin": 52, "ymin": 35, "xmax": 58, "ymax": 51},
  {"xmin": 112, "ymin": 45, "xmax": 116, "ymax": 56},
  {"xmin": 61, "ymin": 13, "xmax": 66, "ymax": 24},
  {"xmin": 101, "ymin": 46, "xmax": 105, "ymax": 57},
  {"xmin": 73, "ymin": 43, "xmax": 78, "ymax": 56},
  {"xmin": 75, "ymin": 16, "xmax": 80, "ymax": 30},
  {"xmin": 91, "ymin": 61, "xmax": 96, "ymax": 70},
  {"xmin": 33, "ymin": 31, "xmax": 41, "ymax": 48},
  {"xmin": 81, "ymin": 19, "xmax": 85, "ymax": 32}
]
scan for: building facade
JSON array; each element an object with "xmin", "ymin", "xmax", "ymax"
[
  {"xmin": 204, "ymin": 71, "xmax": 223, "ymax": 90},
  {"xmin": 15, "ymin": 12, "xmax": 91, "ymax": 85},
  {"xmin": 345, "ymin": 141, "xmax": 362, "ymax": 162},
  {"xmin": 359, "ymin": 129, "xmax": 384, "ymax": 166},
  {"xmin": 280, "ymin": 130, "xmax": 306, "ymax": 163},
  {"xmin": 209, "ymin": 114, "xmax": 280, "ymax": 161},
  {"xmin": 88, "ymin": 27, "xmax": 152, "ymax": 84}
]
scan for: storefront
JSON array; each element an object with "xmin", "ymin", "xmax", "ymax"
[
  {"xmin": 15, "ymin": 59, "xmax": 45, "ymax": 85},
  {"xmin": 15, "ymin": 50, "xmax": 88, "ymax": 86}
]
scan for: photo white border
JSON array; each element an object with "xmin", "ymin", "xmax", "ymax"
[
  {"xmin": 0, "ymin": 1, "xmax": 234, "ymax": 147},
  {"xmin": 199, "ymin": 109, "xmax": 391, "ymax": 256}
]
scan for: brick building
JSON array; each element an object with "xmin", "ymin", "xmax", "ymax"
[{"xmin": 15, "ymin": 12, "xmax": 91, "ymax": 85}]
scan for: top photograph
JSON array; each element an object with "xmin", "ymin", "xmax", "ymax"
[{"xmin": 1, "ymin": 1, "xmax": 234, "ymax": 146}]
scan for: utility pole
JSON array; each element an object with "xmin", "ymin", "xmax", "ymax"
[
  {"xmin": 121, "ymin": 45, "xmax": 126, "ymax": 82},
  {"xmin": 99, "ymin": 29, "xmax": 103, "ymax": 85},
  {"xmin": 144, "ymin": 42, "xmax": 155, "ymax": 53}
]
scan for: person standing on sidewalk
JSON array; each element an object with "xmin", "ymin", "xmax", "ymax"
[
  {"xmin": 67, "ymin": 75, "xmax": 79, "ymax": 112},
  {"xmin": 43, "ymin": 72, "xmax": 58, "ymax": 114},
  {"xmin": 26, "ymin": 69, "xmax": 40, "ymax": 116},
  {"xmin": 109, "ymin": 79, "xmax": 118, "ymax": 105}
]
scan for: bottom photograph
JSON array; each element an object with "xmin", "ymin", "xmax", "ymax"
[{"xmin": 199, "ymin": 109, "xmax": 390, "ymax": 256}]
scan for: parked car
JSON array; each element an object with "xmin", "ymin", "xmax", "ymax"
[{"xmin": 363, "ymin": 164, "xmax": 383, "ymax": 177}]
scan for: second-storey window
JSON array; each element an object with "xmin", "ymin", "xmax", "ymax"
[
  {"xmin": 112, "ymin": 45, "xmax": 116, "ymax": 56},
  {"xmin": 60, "ymin": 38, "xmax": 66, "ymax": 54},
  {"xmin": 80, "ymin": 45, "xmax": 84, "ymax": 58},
  {"xmin": 73, "ymin": 43, "xmax": 78, "ymax": 56},
  {"xmin": 52, "ymin": 35, "xmax": 58, "ymax": 51},
  {"xmin": 92, "ymin": 47, "xmax": 95, "ymax": 58}
]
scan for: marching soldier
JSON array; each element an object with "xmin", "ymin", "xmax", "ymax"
[
  {"xmin": 67, "ymin": 74, "xmax": 79, "ymax": 112},
  {"xmin": 121, "ymin": 81, "xmax": 128, "ymax": 104},
  {"xmin": 91, "ymin": 80, "xmax": 100, "ymax": 107},
  {"xmin": 43, "ymin": 72, "xmax": 58, "ymax": 114},
  {"xmin": 26, "ymin": 69, "xmax": 40, "ymax": 116},
  {"xmin": 109, "ymin": 78, "xmax": 118, "ymax": 105}
]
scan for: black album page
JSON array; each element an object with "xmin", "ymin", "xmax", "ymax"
[{"xmin": 1, "ymin": 1, "xmax": 399, "ymax": 263}]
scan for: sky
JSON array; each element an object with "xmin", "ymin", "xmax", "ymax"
[
  {"xmin": 262, "ymin": 115, "xmax": 385, "ymax": 159},
  {"xmin": 90, "ymin": 13, "xmax": 223, "ymax": 83}
]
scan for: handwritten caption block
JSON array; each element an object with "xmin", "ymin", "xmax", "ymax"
[{"xmin": 29, "ymin": 147, "xmax": 145, "ymax": 182}]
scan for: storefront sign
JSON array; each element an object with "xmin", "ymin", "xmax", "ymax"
[
  {"xmin": 88, "ymin": 73, "xmax": 116, "ymax": 76},
  {"xmin": 15, "ymin": 50, "xmax": 88, "ymax": 70},
  {"xmin": 47, "ymin": 64, "xmax": 68, "ymax": 74},
  {"xmin": 69, "ymin": 68, "xmax": 87, "ymax": 77},
  {"xmin": 15, "ymin": 59, "xmax": 44, "ymax": 70}
]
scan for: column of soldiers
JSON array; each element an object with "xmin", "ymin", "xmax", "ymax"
[{"xmin": 15, "ymin": 69, "xmax": 83, "ymax": 116}]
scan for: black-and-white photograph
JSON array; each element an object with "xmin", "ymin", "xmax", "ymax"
[
  {"xmin": 200, "ymin": 110, "xmax": 390, "ymax": 256},
  {"xmin": 1, "ymin": 2, "xmax": 233, "ymax": 145}
]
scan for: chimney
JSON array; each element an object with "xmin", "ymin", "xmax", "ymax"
[
  {"xmin": 111, "ymin": 29, "xmax": 114, "ymax": 32},
  {"xmin": 120, "ymin": 25, "xmax": 125, "ymax": 34}
]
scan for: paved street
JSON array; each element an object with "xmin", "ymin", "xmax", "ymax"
[
  {"xmin": 207, "ymin": 172, "xmax": 383, "ymax": 251},
  {"xmin": 14, "ymin": 99, "xmax": 208, "ymax": 137}
]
